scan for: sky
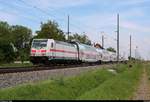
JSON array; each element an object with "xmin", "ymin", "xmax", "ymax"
[{"xmin": 0, "ymin": 0, "xmax": 150, "ymax": 60}]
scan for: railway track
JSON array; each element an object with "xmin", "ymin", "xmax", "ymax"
[{"xmin": 0, "ymin": 63, "xmax": 104, "ymax": 74}]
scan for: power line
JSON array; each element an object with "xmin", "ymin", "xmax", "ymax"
[
  {"xmin": 18, "ymin": 0, "xmax": 118, "ymax": 41},
  {"xmin": 2, "ymin": 0, "xmax": 119, "ymax": 44},
  {"xmin": 19, "ymin": 0, "xmax": 118, "ymax": 43},
  {"xmin": 2, "ymin": 0, "xmax": 82, "ymax": 34},
  {"xmin": 0, "ymin": 1, "xmax": 42, "ymax": 24},
  {"xmin": 101, "ymin": 32, "xmax": 117, "ymax": 43},
  {"xmin": 18, "ymin": 0, "xmax": 87, "ymax": 33},
  {"xmin": 18, "ymin": 0, "xmax": 85, "ymax": 32}
]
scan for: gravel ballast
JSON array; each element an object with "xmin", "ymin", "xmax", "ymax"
[{"xmin": 0, "ymin": 65, "xmax": 114, "ymax": 89}]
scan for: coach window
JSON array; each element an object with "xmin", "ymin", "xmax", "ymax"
[{"xmin": 51, "ymin": 43, "xmax": 54, "ymax": 48}]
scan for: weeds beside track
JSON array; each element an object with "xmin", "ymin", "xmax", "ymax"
[{"xmin": 0, "ymin": 62, "xmax": 136, "ymax": 100}]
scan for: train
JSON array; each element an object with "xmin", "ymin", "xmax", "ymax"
[{"xmin": 30, "ymin": 39, "xmax": 125, "ymax": 65}]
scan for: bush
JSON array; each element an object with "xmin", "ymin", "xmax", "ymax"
[
  {"xmin": 0, "ymin": 50, "xmax": 5, "ymax": 63},
  {"xmin": 19, "ymin": 49, "xmax": 30, "ymax": 63},
  {"xmin": 0, "ymin": 40, "xmax": 15, "ymax": 63}
]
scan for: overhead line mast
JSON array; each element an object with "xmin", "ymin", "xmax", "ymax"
[
  {"xmin": 117, "ymin": 14, "xmax": 120, "ymax": 62},
  {"xmin": 67, "ymin": 15, "xmax": 70, "ymax": 41},
  {"xmin": 102, "ymin": 35, "xmax": 104, "ymax": 48},
  {"xmin": 130, "ymin": 35, "xmax": 132, "ymax": 60},
  {"xmin": 101, "ymin": 32, "xmax": 105, "ymax": 49}
]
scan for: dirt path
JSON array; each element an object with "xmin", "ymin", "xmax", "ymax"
[{"xmin": 133, "ymin": 66, "xmax": 150, "ymax": 100}]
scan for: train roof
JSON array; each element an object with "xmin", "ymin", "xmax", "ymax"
[{"xmin": 78, "ymin": 43, "xmax": 96, "ymax": 51}]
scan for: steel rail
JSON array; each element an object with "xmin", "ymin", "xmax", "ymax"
[{"xmin": 0, "ymin": 63, "xmax": 104, "ymax": 74}]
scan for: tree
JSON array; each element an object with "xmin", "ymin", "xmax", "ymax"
[
  {"xmin": 106, "ymin": 47, "xmax": 116, "ymax": 53},
  {"xmin": 35, "ymin": 20, "xmax": 66, "ymax": 41},
  {"xmin": 11, "ymin": 25, "xmax": 32, "ymax": 62},
  {"xmin": 69, "ymin": 33, "xmax": 91, "ymax": 45},
  {"xmin": 128, "ymin": 56, "xmax": 136, "ymax": 60},
  {"xmin": 94, "ymin": 43, "xmax": 103, "ymax": 49},
  {"xmin": 0, "ymin": 21, "xmax": 32, "ymax": 63},
  {"xmin": 0, "ymin": 40, "xmax": 15, "ymax": 63},
  {"xmin": 0, "ymin": 21, "xmax": 12, "ymax": 42},
  {"xmin": 11, "ymin": 25, "xmax": 32, "ymax": 50},
  {"xmin": 0, "ymin": 21, "xmax": 15, "ymax": 63}
]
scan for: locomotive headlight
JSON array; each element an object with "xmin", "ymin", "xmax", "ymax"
[
  {"xmin": 31, "ymin": 53, "xmax": 35, "ymax": 56},
  {"xmin": 42, "ymin": 53, "xmax": 46, "ymax": 56}
]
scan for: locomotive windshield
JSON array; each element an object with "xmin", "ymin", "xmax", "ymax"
[{"xmin": 32, "ymin": 40, "xmax": 48, "ymax": 49}]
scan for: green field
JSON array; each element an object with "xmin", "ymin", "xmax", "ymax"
[{"xmin": 0, "ymin": 62, "xmax": 143, "ymax": 100}]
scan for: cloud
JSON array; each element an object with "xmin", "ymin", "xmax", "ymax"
[
  {"xmin": 121, "ymin": 21, "xmax": 150, "ymax": 33},
  {"xmin": 72, "ymin": 12, "xmax": 150, "ymax": 59},
  {"xmin": 117, "ymin": 0, "xmax": 149, "ymax": 6},
  {"xmin": 0, "ymin": 11, "xmax": 18, "ymax": 24},
  {"xmin": 1, "ymin": 0, "xmax": 150, "ymax": 60},
  {"xmin": 26, "ymin": 0, "xmax": 92, "ymax": 9},
  {"xmin": 135, "ymin": 38, "xmax": 150, "ymax": 60}
]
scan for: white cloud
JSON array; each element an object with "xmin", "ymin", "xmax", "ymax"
[
  {"xmin": 117, "ymin": 0, "xmax": 149, "ymax": 5},
  {"xmin": 121, "ymin": 21, "xmax": 150, "ymax": 33},
  {"xmin": 70, "ymin": 11, "xmax": 150, "ymax": 60},
  {"xmin": 1, "ymin": 0, "xmax": 150, "ymax": 60},
  {"xmin": 26, "ymin": 0, "xmax": 92, "ymax": 9},
  {"xmin": 0, "ymin": 11, "xmax": 18, "ymax": 24}
]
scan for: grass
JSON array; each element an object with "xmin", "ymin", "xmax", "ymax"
[
  {"xmin": 145, "ymin": 62, "xmax": 150, "ymax": 85},
  {"xmin": 0, "ymin": 63, "xmax": 33, "ymax": 68},
  {"xmin": 0, "ymin": 68, "xmax": 117, "ymax": 100},
  {"xmin": 78, "ymin": 62, "xmax": 143, "ymax": 100},
  {"xmin": 145, "ymin": 63, "xmax": 150, "ymax": 76},
  {"xmin": 0, "ymin": 62, "xmax": 142, "ymax": 100}
]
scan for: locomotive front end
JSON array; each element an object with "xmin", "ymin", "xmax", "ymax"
[{"xmin": 30, "ymin": 39, "xmax": 48, "ymax": 64}]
